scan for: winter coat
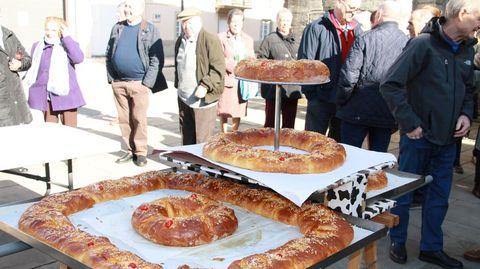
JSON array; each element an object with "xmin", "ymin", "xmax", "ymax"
[
  {"xmin": 257, "ymin": 30, "xmax": 301, "ymax": 100},
  {"xmin": 297, "ymin": 11, "xmax": 362, "ymax": 103},
  {"xmin": 174, "ymin": 29, "xmax": 225, "ymax": 105},
  {"xmin": 28, "ymin": 36, "xmax": 86, "ymax": 112},
  {"xmin": 0, "ymin": 26, "xmax": 32, "ymax": 127},
  {"xmin": 218, "ymin": 30, "xmax": 255, "ymax": 88},
  {"xmin": 106, "ymin": 20, "xmax": 167, "ymax": 93},
  {"xmin": 336, "ymin": 21, "xmax": 408, "ymax": 128},
  {"xmin": 380, "ymin": 17, "xmax": 476, "ymax": 145}
]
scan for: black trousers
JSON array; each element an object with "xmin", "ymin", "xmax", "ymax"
[
  {"xmin": 177, "ymin": 98, "xmax": 217, "ymax": 145},
  {"xmin": 264, "ymin": 98, "xmax": 298, "ymax": 129},
  {"xmin": 474, "ymin": 126, "xmax": 480, "ymax": 190},
  {"xmin": 305, "ymin": 99, "xmax": 341, "ymax": 141}
]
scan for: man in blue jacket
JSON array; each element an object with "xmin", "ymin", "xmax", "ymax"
[
  {"xmin": 380, "ymin": 0, "xmax": 479, "ymax": 268},
  {"xmin": 297, "ymin": 0, "xmax": 362, "ymax": 141}
]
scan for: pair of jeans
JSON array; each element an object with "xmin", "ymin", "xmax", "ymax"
[
  {"xmin": 305, "ymin": 99, "xmax": 340, "ymax": 141},
  {"xmin": 389, "ymin": 135, "xmax": 455, "ymax": 251},
  {"xmin": 340, "ymin": 121, "xmax": 392, "ymax": 152}
]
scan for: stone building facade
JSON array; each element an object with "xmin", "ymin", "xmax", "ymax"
[
  {"xmin": 2, "ymin": 0, "xmax": 447, "ymax": 58},
  {"xmin": 287, "ymin": 0, "xmax": 446, "ymax": 37}
]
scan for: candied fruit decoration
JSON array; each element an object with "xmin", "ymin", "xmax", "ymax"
[{"xmin": 164, "ymin": 219, "xmax": 173, "ymax": 228}]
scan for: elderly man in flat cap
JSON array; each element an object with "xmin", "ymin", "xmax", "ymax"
[{"xmin": 174, "ymin": 8, "xmax": 225, "ymax": 145}]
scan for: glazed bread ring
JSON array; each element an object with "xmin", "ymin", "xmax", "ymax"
[
  {"xmin": 18, "ymin": 171, "xmax": 353, "ymax": 269},
  {"xmin": 132, "ymin": 193, "xmax": 238, "ymax": 246},
  {"xmin": 234, "ymin": 58, "xmax": 330, "ymax": 84},
  {"xmin": 203, "ymin": 128, "xmax": 346, "ymax": 173},
  {"xmin": 366, "ymin": 170, "xmax": 388, "ymax": 191}
]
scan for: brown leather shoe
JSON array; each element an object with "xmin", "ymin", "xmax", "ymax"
[{"xmin": 464, "ymin": 248, "xmax": 480, "ymax": 262}]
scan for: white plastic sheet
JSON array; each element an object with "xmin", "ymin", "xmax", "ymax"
[{"xmin": 163, "ymin": 143, "xmax": 397, "ymax": 206}]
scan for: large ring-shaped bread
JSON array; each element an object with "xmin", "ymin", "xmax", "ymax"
[
  {"xmin": 203, "ymin": 128, "xmax": 346, "ymax": 173},
  {"xmin": 234, "ymin": 58, "xmax": 330, "ymax": 84},
  {"xmin": 18, "ymin": 171, "xmax": 354, "ymax": 269},
  {"xmin": 132, "ymin": 193, "xmax": 238, "ymax": 246}
]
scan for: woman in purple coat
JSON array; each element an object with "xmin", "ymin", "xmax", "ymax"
[{"xmin": 24, "ymin": 16, "xmax": 85, "ymax": 127}]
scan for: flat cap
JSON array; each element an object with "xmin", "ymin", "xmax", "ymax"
[{"xmin": 177, "ymin": 8, "xmax": 201, "ymax": 21}]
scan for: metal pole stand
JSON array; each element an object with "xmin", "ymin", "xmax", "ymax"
[{"xmin": 274, "ymin": 85, "xmax": 282, "ymax": 150}]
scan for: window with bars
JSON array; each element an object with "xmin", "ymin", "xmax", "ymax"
[
  {"xmin": 260, "ymin": 20, "xmax": 271, "ymax": 40},
  {"xmin": 175, "ymin": 12, "xmax": 182, "ymax": 38}
]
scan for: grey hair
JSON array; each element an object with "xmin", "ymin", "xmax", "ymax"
[
  {"xmin": 377, "ymin": 0, "xmax": 402, "ymax": 21},
  {"xmin": 411, "ymin": 8, "xmax": 436, "ymax": 26},
  {"xmin": 227, "ymin": 8, "xmax": 244, "ymax": 24},
  {"xmin": 445, "ymin": 0, "xmax": 478, "ymax": 19},
  {"xmin": 276, "ymin": 8, "xmax": 293, "ymax": 23},
  {"xmin": 125, "ymin": 0, "xmax": 145, "ymax": 15}
]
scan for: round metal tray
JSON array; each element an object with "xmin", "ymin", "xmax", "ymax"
[{"xmin": 235, "ymin": 76, "xmax": 330, "ymax": 85}]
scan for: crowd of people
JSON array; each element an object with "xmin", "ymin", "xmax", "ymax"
[{"xmin": 1, "ymin": 0, "xmax": 479, "ymax": 267}]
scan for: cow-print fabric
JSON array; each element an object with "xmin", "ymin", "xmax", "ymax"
[
  {"xmin": 327, "ymin": 162, "xmax": 396, "ymax": 217},
  {"xmin": 363, "ymin": 199, "xmax": 397, "ymax": 219},
  {"xmin": 160, "ymin": 155, "xmax": 397, "ymax": 219}
]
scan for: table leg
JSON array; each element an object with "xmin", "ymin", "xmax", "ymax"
[
  {"xmin": 347, "ymin": 249, "xmax": 362, "ymax": 269},
  {"xmin": 59, "ymin": 263, "xmax": 70, "ymax": 269},
  {"xmin": 67, "ymin": 159, "xmax": 73, "ymax": 191},
  {"xmin": 44, "ymin": 163, "xmax": 51, "ymax": 196},
  {"xmin": 348, "ymin": 211, "xmax": 398, "ymax": 269},
  {"xmin": 364, "ymin": 242, "xmax": 378, "ymax": 269},
  {"xmin": 274, "ymin": 85, "xmax": 281, "ymax": 150}
]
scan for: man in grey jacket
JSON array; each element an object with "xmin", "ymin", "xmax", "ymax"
[
  {"xmin": 380, "ymin": 0, "xmax": 479, "ymax": 268},
  {"xmin": 336, "ymin": 1, "xmax": 408, "ymax": 152},
  {"xmin": 106, "ymin": 0, "xmax": 167, "ymax": 166}
]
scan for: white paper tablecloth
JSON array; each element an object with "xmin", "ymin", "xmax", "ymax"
[
  {"xmin": 0, "ymin": 122, "xmax": 120, "ymax": 170},
  {"xmin": 161, "ymin": 143, "xmax": 397, "ymax": 206},
  {"xmin": 0, "ymin": 190, "xmax": 374, "ymax": 269},
  {"xmin": 366, "ymin": 172, "xmax": 419, "ymax": 199}
]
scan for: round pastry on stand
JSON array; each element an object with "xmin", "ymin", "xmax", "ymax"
[
  {"xmin": 234, "ymin": 59, "xmax": 330, "ymax": 85},
  {"xmin": 234, "ymin": 59, "xmax": 331, "ymax": 150}
]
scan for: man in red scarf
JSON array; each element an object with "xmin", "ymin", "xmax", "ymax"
[{"xmin": 298, "ymin": 0, "xmax": 362, "ymax": 141}]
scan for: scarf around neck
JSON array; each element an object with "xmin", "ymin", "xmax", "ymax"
[{"xmin": 23, "ymin": 37, "xmax": 70, "ymax": 96}]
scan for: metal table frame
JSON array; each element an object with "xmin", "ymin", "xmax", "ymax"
[
  {"xmin": 0, "ymin": 198, "xmax": 386, "ymax": 269},
  {"xmin": 2, "ymin": 160, "xmax": 73, "ymax": 198},
  {"xmin": 0, "ymin": 222, "xmax": 89, "ymax": 268}
]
